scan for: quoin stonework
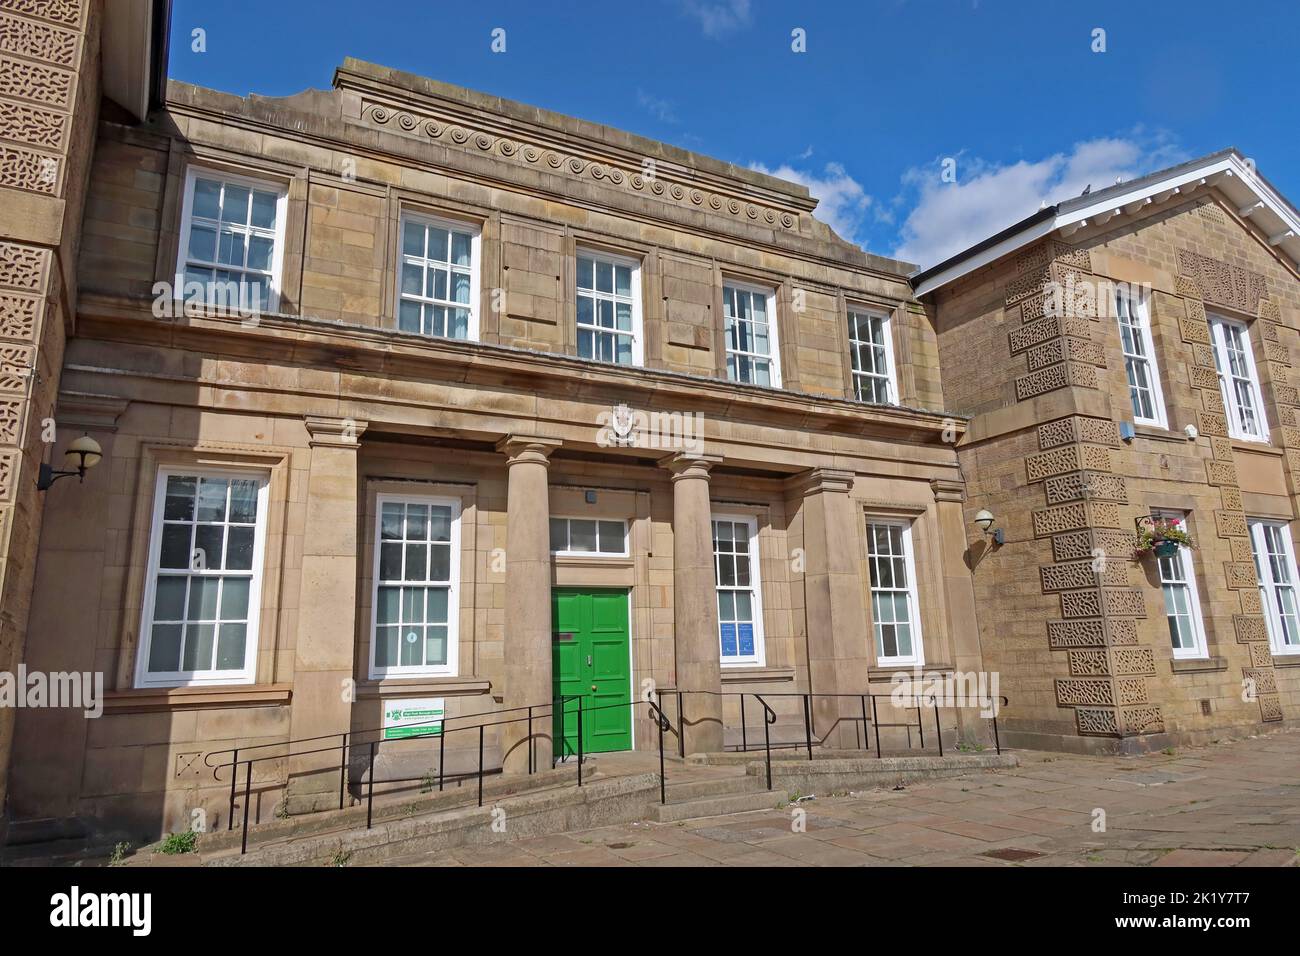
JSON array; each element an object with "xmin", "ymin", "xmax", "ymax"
[{"xmin": 0, "ymin": 1, "xmax": 1298, "ymax": 843}]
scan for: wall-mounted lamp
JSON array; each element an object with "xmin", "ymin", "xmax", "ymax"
[
  {"xmin": 37, "ymin": 434, "xmax": 102, "ymax": 491},
  {"xmin": 974, "ymin": 508, "xmax": 1004, "ymax": 546}
]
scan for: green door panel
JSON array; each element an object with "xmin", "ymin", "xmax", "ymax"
[{"xmin": 551, "ymin": 588, "xmax": 632, "ymax": 756}]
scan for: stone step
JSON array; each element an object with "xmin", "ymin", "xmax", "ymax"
[
  {"xmin": 653, "ymin": 788, "xmax": 786, "ymax": 823},
  {"xmin": 662, "ymin": 774, "xmax": 769, "ymax": 802}
]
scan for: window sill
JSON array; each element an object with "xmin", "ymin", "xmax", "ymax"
[
  {"xmin": 551, "ymin": 555, "xmax": 634, "ymax": 567},
  {"xmin": 719, "ymin": 666, "xmax": 796, "ymax": 684},
  {"xmin": 1271, "ymin": 653, "xmax": 1300, "ymax": 667},
  {"xmin": 870, "ymin": 662, "xmax": 948, "ymax": 678},
  {"xmin": 1229, "ymin": 437, "xmax": 1277, "ymax": 453},
  {"xmin": 356, "ymin": 677, "xmax": 492, "ymax": 698},
  {"xmin": 104, "ymin": 683, "xmax": 292, "ymax": 713},
  {"xmin": 1170, "ymin": 656, "xmax": 1227, "ymax": 674}
]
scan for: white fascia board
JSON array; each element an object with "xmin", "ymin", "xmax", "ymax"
[{"xmin": 914, "ymin": 153, "xmax": 1300, "ymax": 299}]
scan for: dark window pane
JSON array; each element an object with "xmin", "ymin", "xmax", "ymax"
[{"xmin": 148, "ymin": 624, "xmax": 182, "ymax": 672}]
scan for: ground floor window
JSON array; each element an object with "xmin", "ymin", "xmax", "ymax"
[
  {"xmin": 866, "ymin": 520, "xmax": 924, "ymax": 666},
  {"xmin": 1249, "ymin": 518, "xmax": 1300, "ymax": 656},
  {"xmin": 136, "ymin": 468, "xmax": 269, "ymax": 687},
  {"xmin": 370, "ymin": 494, "xmax": 461, "ymax": 678},
  {"xmin": 712, "ymin": 515, "xmax": 765, "ymax": 666},
  {"xmin": 550, "ymin": 516, "xmax": 627, "ymax": 556},
  {"xmin": 1153, "ymin": 511, "xmax": 1208, "ymax": 659}
]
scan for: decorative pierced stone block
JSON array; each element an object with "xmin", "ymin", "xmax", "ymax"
[
  {"xmin": 1234, "ymin": 615, "xmax": 1269, "ymax": 643},
  {"xmin": 1026, "ymin": 445, "xmax": 1111, "ymax": 482},
  {"xmin": 1051, "ymin": 530, "xmax": 1094, "ymax": 562},
  {"xmin": 1119, "ymin": 706, "xmax": 1164, "ymax": 735},
  {"xmin": 1188, "ymin": 365, "xmax": 1219, "ymax": 390},
  {"xmin": 1009, "ymin": 316, "xmax": 1061, "ymax": 354},
  {"xmin": 1076, "ymin": 707, "xmax": 1119, "ymax": 736},
  {"xmin": 1192, "ymin": 343, "xmax": 1216, "ymax": 368},
  {"xmin": 1032, "ymin": 503, "xmax": 1088, "ymax": 537},
  {"xmin": 1197, "ymin": 411, "xmax": 1228, "ymax": 437},
  {"xmin": 1229, "ymin": 536, "xmax": 1253, "ymax": 563},
  {"xmin": 1259, "ymin": 695, "xmax": 1283, "ymax": 722},
  {"xmin": 1112, "ymin": 648, "xmax": 1156, "ymax": 675},
  {"xmin": 1068, "ymin": 649, "xmax": 1109, "ymax": 676},
  {"xmin": 1239, "ymin": 588, "xmax": 1262, "ymax": 615},
  {"xmin": 1244, "ymin": 668, "xmax": 1278, "ymax": 696},
  {"xmin": 1048, "ymin": 618, "xmax": 1106, "ymax": 648},
  {"xmin": 1220, "ymin": 486, "xmax": 1242, "ymax": 512},
  {"xmin": 1037, "ymin": 418, "xmax": 1075, "ymax": 450},
  {"xmin": 1056, "ymin": 678, "xmax": 1114, "ymax": 706},
  {"xmin": 1205, "ymin": 460, "xmax": 1237, "ymax": 486},
  {"xmin": 1103, "ymin": 589, "xmax": 1146, "ymax": 617},
  {"xmin": 1060, "ymin": 589, "xmax": 1102, "ymax": 619},
  {"xmin": 1249, "ymin": 642, "xmax": 1274, "ymax": 668},
  {"xmin": 1116, "ymin": 678, "xmax": 1149, "ymax": 706},
  {"xmin": 1175, "ymin": 274, "xmax": 1201, "ymax": 298},
  {"xmin": 1108, "ymin": 619, "xmax": 1138, "ymax": 645},
  {"xmin": 1215, "ymin": 511, "xmax": 1248, "ymax": 538},
  {"xmin": 1265, "ymin": 340, "xmax": 1291, "ymax": 365},
  {"xmin": 1224, "ymin": 562, "xmax": 1257, "ymax": 590},
  {"xmin": 1259, "ymin": 299, "xmax": 1282, "ymax": 322}
]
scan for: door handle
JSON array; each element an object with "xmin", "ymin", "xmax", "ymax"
[{"xmin": 591, "ymin": 685, "xmax": 598, "ymax": 692}]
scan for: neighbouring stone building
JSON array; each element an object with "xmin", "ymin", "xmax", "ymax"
[{"xmin": 0, "ymin": 1, "xmax": 1298, "ymax": 841}]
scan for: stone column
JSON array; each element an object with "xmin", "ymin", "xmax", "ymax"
[
  {"xmin": 497, "ymin": 435, "xmax": 560, "ymax": 774},
  {"xmin": 286, "ymin": 416, "xmax": 366, "ymax": 813},
  {"xmin": 660, "ymin": 453, "xmax": 724, "ymax": 754},
  {"xmin": 796, "ymin": 468, "xmax": 872, "ymax": 749},
  {"xmin": 931, "ymin": 478, "xmax": 990, "ymax": 746}
]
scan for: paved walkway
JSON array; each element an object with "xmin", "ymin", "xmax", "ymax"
[{"xmin": 378, "ymin": 729, "xmax": 1300, "ymax": 866}]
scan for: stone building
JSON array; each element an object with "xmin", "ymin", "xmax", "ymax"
[
  {"xmin": 917, "ymin": 152, "xmax": 1300, "ymax": 752},
  {"xmin": 0, "ymin": 1, "xmax": 1297, "ymax": 841}
]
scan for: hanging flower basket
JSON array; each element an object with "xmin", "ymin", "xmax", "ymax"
[{"xmin": 1135, "ymin": 518, "xmax": 1194, "ymax": 558}]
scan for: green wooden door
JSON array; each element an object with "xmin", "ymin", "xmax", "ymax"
[{"xmin": 552, "ymin": 588, "xmax": 632, "ymax": 756}]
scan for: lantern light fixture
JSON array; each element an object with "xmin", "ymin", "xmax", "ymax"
[{"xmin": 37, "ymin": 434, "xmax": 102, "ymax": 491}]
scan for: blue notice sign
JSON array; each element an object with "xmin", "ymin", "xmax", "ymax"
[
  {"xmin": 720, "ymin": 623, "xmax": 737, "ymax": 656},
  {"xmin": 738, "ymin": 623, "xmax": 755, "ymax": 656}
]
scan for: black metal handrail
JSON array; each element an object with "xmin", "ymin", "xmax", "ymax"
[
  {"xmin": 206, "ymin": 694, "xmax": 678, "ymax": 855},
  {"xmin": 657, "ymin": 687, "xmax": 1007, "ymax": 769}
]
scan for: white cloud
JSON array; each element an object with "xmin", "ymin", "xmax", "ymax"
[
  {"xmin": 750, "ymin": 161, "xmax": 874, "ymax": 244},
  {"xmin": 680, "ymin": 0, "xmax": 752, "ymax": 37},
  {"xmin": 636, "ymin": 89, "xmax": 677, "ymax": 124},
  {"xmin": 892, "ymin": 135, "xmax": 1188, "ymax": 268}
]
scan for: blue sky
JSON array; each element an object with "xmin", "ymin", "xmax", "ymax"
[{"xmin": 169, "ymin": 0, "xmax": 1298, "ymax": 268}]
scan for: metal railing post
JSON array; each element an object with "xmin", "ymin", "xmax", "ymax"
[
  {"xmin": 527, "ymin": 706, "xmax": 534, "ymax": 775},
  {"xmin": 338, "ymin": 732, "xmax": 348, "ymax": 811},
  {"xmin": 803, "ymin": 694, "xmax": 813, "ymax": 761},
  {"xmin": 763, "ymin": 708, "xmax": 772, "ymax": 791},
  {"xmin": 438, "ymin": 725, "xmax": 446, "ymax": 791},
  {"xmin": 934, "ymin": 699, "xmax": 943, "ymax": 757},
  {"xmin": 240, "ymin": 761, "xmax": 252, "ymax": 855},
  {"xmin": 477, "ymin": 724, "xmax": 484, "ymax": 807},
  {"xmin": 871, "ymin": 695, "xmax": 882, "ymax": 758},
  {"xmin": 917, "ymin": 702, "xmax": 925, "ymax": 749},
  {"xmin": 366, "ymin": 742, "xmax": 375, "ymax": 829},
  {"xmin": 577, "ymin": 697, "xmax": 584, "ymax": 787},
  {"xmin": 993, "ymin": 712, "xmax": 1002, "ymax": 755},
  {"xmin": 860, "ymin": 696, "xmax": 869, "ymax": 752},
  {"xmin": 677, "ymin": 691, "xmax": 684, "ymax": 758},
  {"xmin": 657, "ymin": 710, "xmax": 666, "ymax": 805},
  {"xmin": 227, "ymin": 748, "xmax": 239, "ymax": 831},
  {"xmin": 740, "ymin": 695, "xmax": 748, "ymax": 752}
]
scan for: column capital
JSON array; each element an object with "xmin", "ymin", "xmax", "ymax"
[
  {"xmin": 789, "ymin": 467, "xmax": 855, "ymax": 497},
  {"xmin": 496, "ymin": 434, "xmax": 561, "ymax": 466},
  {"xmin": 930, "ymin": 477, "xmax": 967, "ymax": 503},
  {"xmin": 304, "ymin": 415, "xmax": 367, "ymax": 448},
  {"xmin": 658, "ymin": 451, "xmax": 723, "ymax": 481}
]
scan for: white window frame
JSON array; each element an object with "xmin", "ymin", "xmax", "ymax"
[
  {"xmin": 865, "ymin": 519, "xmax": 925, "ymax": 667},
  {"xmin": 722, "ymin": 280, "xmax": 782, "ymax": 388},
  {"xmin": 135, "ymin": 467, "xmax": 270, "ymax": 688},
  {"xmin": 1249, "ymin": 518, "xmax": 1300, "ymax": 657},
  {"xmin": 1115, "ymin": 289, "xmax": 1167, "ymax": 428},
  {"xmin": 847, "ymin": 305, "xmax": 898, "ymax": 405},
  {"xmin": 396, "ymin": 211, "xmax": 482, "ymax": 342},
  {"xmin": 711, "ymin": 514, "xmax": 767, "ymax": 668},
  {"xmin": 549, "ymin": 516, "xmax": 629, "ymax": 558},
  {"xmin": 368, "ymin": 493, "xmax": 463, "ymax": 680},
  {"xmin": 1152, "ymin": 511, "xmax": 1209, "ymax": 660},
  {"xmin": 575, "ymin": 248, "xmax": 644, "ymax": 366},
  {"xmin": 1209, "ymin": 314, "xmax": 1269, "ymax": 443},
  {"xmin": 174, "ymin": 166, "xmax": 288, "ymax": 313}
]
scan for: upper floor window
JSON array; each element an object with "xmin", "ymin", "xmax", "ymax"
[
  {"xmin": 1209, "ymin": 314, "xmax": 1268, "ymax": 442},
  {"xmin": 848, "ymin": 307, "xmax": 897, "ymax": 404},
  {"xmin": 398, "ymin": 214, "xmax": 480, "ymax": 341},
  {"xmin": 550, "ymin": 517, "xmax": 628, "ymax": 556},
  {"xmin": 712, "ymin": 515, "xmax": 766, "ymax": 666},
  {"xmin": 177, "ymin": 169, "xmax": 286, "ymax": 313},
  {"xmin": 723, "ymin": 282, "xmax": 781, "ymax": 388},
  {"xmin": 866, "ymin": 520, "xmax": 924, "ymax": 666},
  {"xmin": 576, "ymin": 250, "xmax": 642, "ymax": 365},
  {"xmin": 1115, "ymin": 290, "xmax": 1166, "ymax": 427},
  {"xmin": 370, "ymin": 495, "xmax": 461, "ymax": 679},
  {"xmin": 1153, "ymin": 511, "xmax": 1208, "ymax": 660},
  {"xmin": 1249, "ymin": 519, "xmax": 1300, "ymax": 656},
  {"xmin": 136, "ymin": 469, "xmax": 269, "ymax": 687}
]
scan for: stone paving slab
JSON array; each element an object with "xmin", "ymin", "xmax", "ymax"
[{"xmin": 378, "ymin": 730, "xmax": 1300, "ymax": 867}]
